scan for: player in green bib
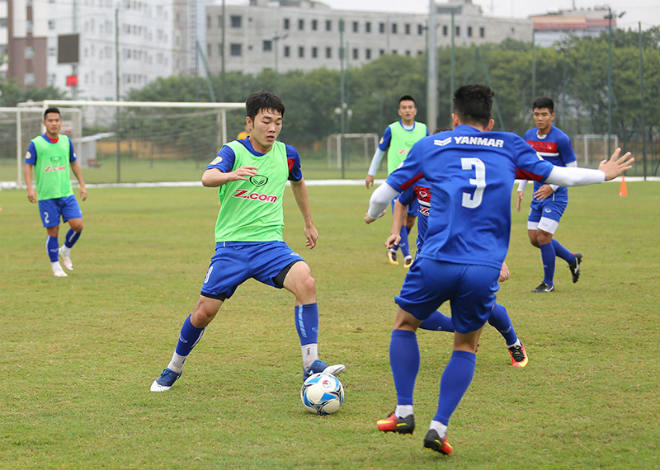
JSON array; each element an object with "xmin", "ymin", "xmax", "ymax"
[
  {"xmin": 365, "ymin": 95, "xmax": 428, "ymax": 268},
  {"xmin": 151, "ymin": 92, "xmax": 345, "ymax": 393},
  {"xmin": 24, "ymin": 107, "xmax": 87, "ymax": 277}
]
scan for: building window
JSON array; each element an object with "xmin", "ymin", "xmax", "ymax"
[
  {"xmin": 379, "ymin": 22, "xmax": 385, "ymax": 33},
  {"xmin": 325, "ymin": 19, "xmax": 332, "ymax": 31},
  {"xmin": 442, "ymin": 25, "xmax": 448, "ymax": 36},
  {"xmin": 207, "ymin": 43, "xmax": 211, "ymax": 57},
  {"xmin": 417, "ymin": 50, "xmax": 424, "ymax": 56},
  {"xmin": 312, "ymin": 19, "xmax": 318, "ymax": 31},
  {"xmin": 230, "ymin": 43, "xmax": 242, "ymax": 56},
  {"xmin": 312, "ymin": 46, "xmax": 318, "ymax": 58},
  {"xmin": 218, "ymin": 15, "xmax": 223, "ymax": 27},
  {"xmin": 479, "ymin": 26, "xmax": 485, "ymax": 38},
  {"xmin": 352, "ymin": 21, "xmax": 358, "ymax": 33},
  {"xmin": 230, "ymin": 15, "xmax": 241, "ymax": 28},
  {"xmin": 48, "ymin": 19, "xmax": 55, "ymax": 30},
  {"xmin": 379, "ymin": 49, "xmax": 385, "ymax": 56},
  {"xmin": 24, "ymin": 46, "xmax": 35, "ymax": 59},
  {"xmin": 298, "ymin": 19, "xmax": 304, "ymax": 31},
  {"xmin": 405, "ymin": 50, "xmax": 411, "ymax": 56},
  {"xmin": 391, "ymin": 23, "xmax": 397, "ymax": 34},
  {"xmin": 352, "ymin": 48, "xmax": 358, "ymax": 60},
  {"xmin": 325, "ymin": 47, "xmax": 332, "ymax": 58},
  {"xmin": 284, "ymin": 45, "xmax": 290, "ymax": 57},
  {"xmin": 405, "ymin": 23, "xmax": 410, "ymax": 35},
  {"xmin": 365, "ymin": 49, "xmax": 371, "ymax": 59},
  {"xmin": 298, "ymin": 46, "xmax": 304, "ymax": 58},
  {"xmin": 467, "ymin": 26, "xmax": 472, "ymax": 37},
  {"xmin": 283, "ymin": 18, "xmax": 290, "ymax": 30},
  {"xmin": 418, "ymin": 24, "xmax": 424, "ymax": 35},
  {"xmin": 25, "ymin": 73, "xmax": 35, "ymax": 86},
  {"xmin": 365, "ymin": 22, "xmax": 371, "ymax": 33},
  {"xmin": 263, "ymin": 40, "xmax": 272, "ymax": 52},
  {"xmin": 456, "ymin": 26, "xmax": 460, "ymax": 36},
  {"xmin": 48, "ymin": 47, "xmax": 56, "ymax": 56},
  {"xmin": 206, "ymin": 15, "xmax": 210, "ymax": 29}
]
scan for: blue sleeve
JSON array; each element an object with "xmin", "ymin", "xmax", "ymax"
[
  {"xmin": 286, "ymin": 145, "xmax": 303, "ymax": 182},
  {"xmin": 385, "ymin": 140, "xmax": 424, "ymax": 191},
  {"xmin": 69, "ymin": 139, "xmax": 77, "ymax": 162},
  {"xmin": 25, "ymin": 142, "xmax": 37, "ymax": 165},
  {"xmin": 378, "ymin": 126, "xmax": 392, "ymax": 151},
  {"xmin": 558, "ymin": 134, "xmax": 577, "ymax": 165},
  {"xmin": 425, "ymin": 125, "xmax": 430, "ymax": 136},
  {"xmin": 206, "ymin": 145, "xmax": 236, "ymax": 172},
  {"xmin": 398, "ymin": 185, "xmax": 416, "ymax": 206},
  {"xmin": 512, "ymin": 135, "xmax": 554, "ymax": 181}
]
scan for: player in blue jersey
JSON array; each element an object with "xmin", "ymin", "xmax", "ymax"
[
  {"xmin": 365, "ymin": 84, "xmax": 633, "ymax": 455},
  {"xmin": 517, "ymin": 97, "xmax": 582, "ymax": 293},
  {"xmin": 365, "ymin": 95, "xmax": 429, "ymax": 268},
  {"xmin": 365, "ymin": 178, "xmax": 529, "ymax": 368},
  {"xmin": 150, "ymin": 92, "xmax": 344, "ymax": 393}
]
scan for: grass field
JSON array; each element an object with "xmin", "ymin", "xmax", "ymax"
[{"xmin": 0, "ymin": 182, "xmax": 658, "ymax": 469}]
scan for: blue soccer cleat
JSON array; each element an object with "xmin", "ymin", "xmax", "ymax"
[
  {"xmin": 303, "ymin": 359, "xmax": 345, "ymax": 381},
  {"xmin": 150, "ymin": 368, "xmax": 182, "ymax": 392}
]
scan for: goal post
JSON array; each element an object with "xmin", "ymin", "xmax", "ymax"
[
  {"xmin": 326, "ymin": 133, "xmax": 379, "ymax": 169},
  {"xmin": 573, "ymin": 134, "xmax": 619, "ymax": 167},
  {"xmin": 8, "ymin": 100, "xmax": 244, "ymax": 185}
]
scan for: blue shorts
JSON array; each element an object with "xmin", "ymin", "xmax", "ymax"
[
  {"xmin": 200, "ymin": 241, "xmax": 305, "ymax": 300},
  {"xmin": 37, "ymin": 195, "xmax": 82, "ymax": 228},
  {"xmin": 395, "ymin": 258, "xmax": 500, "ymax": 333},
  {"xmin": 528, "ymin": 198, "xmax": 567, "ymax": 224},
  {"xmin": 391, "ymin": 197, "xmax": 418, "ymax": 218}
]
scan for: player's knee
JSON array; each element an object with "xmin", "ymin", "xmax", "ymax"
[
  {"xmin": 192, "ymin": 298, "xmax": 221, "ymax": 327},
  {"xmin": 70, "ymin": 221, "xmax": 83, "ymax": 232},
  {"xmin": 298, "ymin": 274, "xmax": 316, "ymax": 297}
]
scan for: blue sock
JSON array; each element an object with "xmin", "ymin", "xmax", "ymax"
[
  {"xmin": 46, "ymin": 236, "xmax": 59, "ymax": 262},
  {"xmin": 389, "ymin": 329, "xmax": 420, "ymax": 406},
  {"xmin": 64, "ymin": 228, "xmax": 82, "ymax": 248},
  {"xmin": 434, "ymin": 350, "xmax": 477, "ymax": 425},
  {"xmin": 420, "ymin": 311, "xmax": 455, "ymax": 332},
  {"xmin": 295, "ymin": 303, "xmax": 319, "ymax": 346},
  {"xmin": 488, "ymin": 304, "xmax": 518, "ymax": 346},
  {"xmin": 539, "ymin": 242, "xmax": 556, "ymax": 285},
  {"xmin": 175, "ymin": 314, "xmax": 205, "ymax": 357},
  {"xmin": 399, "ymin": 225, "xmax": 410, "ymax": 258},
  {"xmin": 551, "ymin": 239, "xmax": 575, "ymax": 264}
]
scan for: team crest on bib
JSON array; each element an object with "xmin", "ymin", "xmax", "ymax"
[{"xmin": 250, "ymin": 175, "xmax": 269, "ymax": 186}]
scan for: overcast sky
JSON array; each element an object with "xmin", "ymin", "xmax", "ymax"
[{"xmin": 321, "ymin": 0, "xmax": 660, "ymax": 30}]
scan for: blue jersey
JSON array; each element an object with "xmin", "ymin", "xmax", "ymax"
[
  {"xmin": 523, "ymin": 126, "xmax": 576, "ymax": 202},
  {"xmin": 398, "ymin": 177, "xmax": 431, "ymax": 252},
  {"xmin": 386, "ymin": 125, "xmax": 553, "ymax": 270}
]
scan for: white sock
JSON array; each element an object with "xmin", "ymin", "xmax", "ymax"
[
  {"xmin": 302, "ymin": 343, "xmax": 318, "ymax": 370},
  {"xmin": 507, "ymin": 339, "xmax": 521, "ymax": 348},
  {"xmin": 430, "ymin": 420, "xmax": 448, "ymax": 438},
  {"xmin": 51, "ymin": 261, "xmax": 62, "ymax": 270},
  {"xmin": 395, "ymin": 405, "xmax": 414, "ymax": 418},
  {"xmin": 60, "ymin": 245, "xmax": 71, "ymax": 255},
  {"xmin": 167, "ymin": 352, "xmax": 187, "ymax": 373}
]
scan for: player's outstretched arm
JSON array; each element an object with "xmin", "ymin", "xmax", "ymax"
[
  {"xmin": 545, "ymin": 149, "xmax": 633, "ymax": 186},
  {"xmin": 598, "ymin": 148, "xmax": 634, "ymax": 180},
  {"xmin": 201, "ymin": 166, "xmax": 258, "ymax": 187},
  {"xmin": 385, "ymin": 200, "xmax": 406, "ymax": 249},
  {"xmin": 365, "ymin": 183, "xmax": 398, "ymax": 223},
  {"xmin": 290, "ymin": 179, "xmax": 318, "ymax": 249}
]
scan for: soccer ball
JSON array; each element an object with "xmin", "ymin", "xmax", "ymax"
[{"xmin": 300, "ymin": 372, "xmax": 344, "ymax": 415}]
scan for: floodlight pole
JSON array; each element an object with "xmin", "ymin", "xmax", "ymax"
[
  {"xmin": 115, "ymin": 8, "xmax": 121, "ymax": 183},
  {"xmin": 427, "ymin": 0, "xmax": 437, "ymax": 133},
  {"xmin": 605, "ymin": 7, "xmax": 625, "ymax": 157}
]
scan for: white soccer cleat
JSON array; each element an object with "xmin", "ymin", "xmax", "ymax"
[
  {"xmin": 59, "ymin": 247, "xmax": 74, "ymax": 270},
  {"xmin": 323, "ymin": 364, "xmax": 346, "ymax": 377},
  {"xmin": 51, "ymin": 262, "xmax": 68, "ymax": 277}
]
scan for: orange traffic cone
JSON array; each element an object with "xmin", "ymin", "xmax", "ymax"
[{"xmin": 619, "ymin": 175, "xmax": 628, "ymax": 197}]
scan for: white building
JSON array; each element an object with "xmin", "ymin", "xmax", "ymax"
[
  {"xmin": 7, "ymin": 0, "xmax": 193, "ymax": 99},
  {"xmin": 205, "ymin": 0, "xmax": 533, "ymax": 75}
]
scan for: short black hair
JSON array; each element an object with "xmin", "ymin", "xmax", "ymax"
[
  {"xmin": 532, "ymin": 96, "xmax": 554, "ymax": 113},
  {"xmin": 44, "ymin": 107, "xmax": 61, "ymax": 119},
  {"xmin": 245, "ymin": 92, "xmax": 285, "ymax": 120},
  {"xmin": 399, "ymin": 95, "xmax": 416, "ymax": 106},
  {"xmin": 453, "ymin": 84, "xmax": 493, "ymax": 128}
]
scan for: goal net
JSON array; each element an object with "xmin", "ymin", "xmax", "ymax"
[
  {"xmin": 326, "ymin": 133, "xmax": 379, "ymax": 170},
  {"xmin": 573, "ymin": 134, "xmax": 619, "ymax": 167},
  {"xmin": 4, "ymin": 100, "xmax": 244, "ymax": 186}
]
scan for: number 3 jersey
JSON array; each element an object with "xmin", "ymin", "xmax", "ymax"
[
  {"xmin": 206, "ymin": 137, "xmax": 303, "ymax": 243},
  {"xmin": 385, "ymin": 125, "xmax": 554, "ymax": 270}
]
